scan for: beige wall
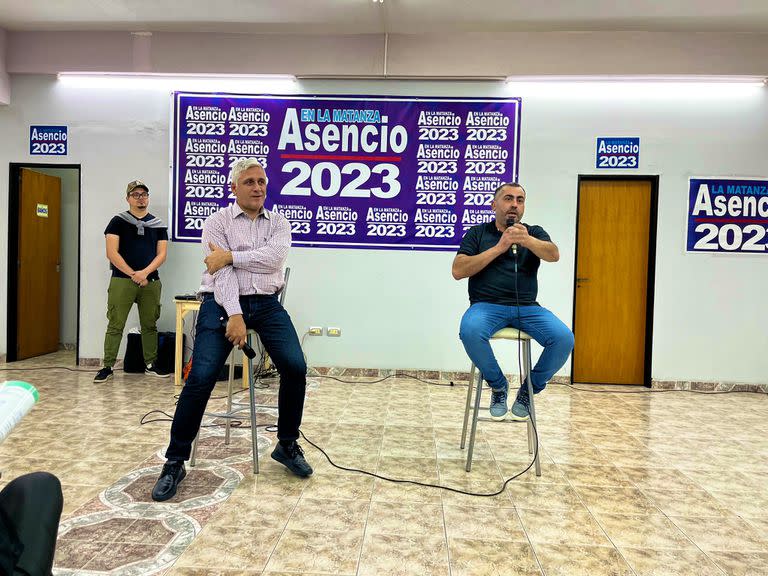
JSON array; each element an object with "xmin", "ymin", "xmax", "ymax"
[{"xmin": 5, "ymin": 31, "xmax": 768, "ymax": 80}]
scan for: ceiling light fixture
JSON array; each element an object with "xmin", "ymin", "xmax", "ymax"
[
  {"xmin": 56, "ymin": 72, "xmax": 298, "ymax": 93},
  {"xmin": 504, "ymin": 75, "xmax": 766, "ymax": 98}
]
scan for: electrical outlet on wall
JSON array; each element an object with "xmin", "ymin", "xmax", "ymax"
[
  {"xmin": 308, "ymin": 326, "xmax": 323, "ymax": 336},
  {"xmin": 327, "ymin": 327, "xmax": 341, "ymax": 337}
]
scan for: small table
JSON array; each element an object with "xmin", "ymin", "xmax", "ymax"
[{"xmin": 173, "ymin": 298, "xmax": 201, "ymax": 386}]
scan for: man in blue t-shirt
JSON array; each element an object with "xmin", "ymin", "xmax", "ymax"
[
  {"xmin": 452, "ymin": 182, "xmax": 573, "ymax": 420},
  {"xmin": 94, "ymin": 180, "xmax": 169, "ymax": 383}
]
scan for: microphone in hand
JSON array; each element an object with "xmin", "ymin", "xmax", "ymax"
[
  {"xmin": 241, "ymin": 342, "xmax": 257, "ymax": 360},
  {"xmin": 220, "ymin": 316, "xmax": 257, "ymax": 359},
  {"xmin": 505, "ymin": 215, "xmax": 518, "ymax": 255}
]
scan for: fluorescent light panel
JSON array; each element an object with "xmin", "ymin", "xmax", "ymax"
[
  {"xmin": 506, "ymin": 75, "xmax": 765, "ymax": 85},
  {"xmin": 57, "ymin": 72, "xmax": 298, "ymax": 92},
  {"xmin": 504, "ymin": 75, "xmax": 766, "ymax": 98}
]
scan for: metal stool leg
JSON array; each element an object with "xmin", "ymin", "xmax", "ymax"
[
  {"xmin": 225, "ymin": 350, "xmax": 235, "ymax": 445},
  {"xmin": 190, "ymin": 431, "xmax": 199, "ymax": 467},
  {"xmin": 460, "ymin": 363, "xmax": 477, "ymax": 449},
  {"xmin": 516, "ymin": 341, "xmax": 536, "ymax": 460},
  {"xmin": 246, "ymin": 333, "xmax": 259, "ymax": 474},
  {"xmin": 522, "ymin": 340, "xmax": 541, "ymax": 477},
  {"xmin": 465, "ymin": 369, "xmax": 484, "ymax": 472}
]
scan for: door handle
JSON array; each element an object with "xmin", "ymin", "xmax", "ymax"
[{"xmin": 576, "ymin": 277, "xmax": 590, "ymax": 282}]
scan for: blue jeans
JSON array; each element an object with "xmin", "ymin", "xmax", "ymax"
[
  {"xmin": 165, "ymin": 293, "xmax": 307, "ymax": 461},
  {"xmin": 459, "ymin": 302, "xmax": 574, "ymax": 393}
]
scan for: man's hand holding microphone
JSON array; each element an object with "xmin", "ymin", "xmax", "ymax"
[
  {"xmin": 220, "ymin": 314, "xmax": 257, "ymax": 359},
  {"xmin": 500, "ymin": 214, "xmax": 530, "ymax": 256}
]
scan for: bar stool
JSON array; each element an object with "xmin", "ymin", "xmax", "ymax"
[
  {"xmin": 190, "ymin": 269, "xmax": 290, "ymax": 474},
  {"xmin": 190, "ymin": 329, "xmax": 265, "ymax": 473},
  {"xmin": 460, "ymin": 327, "xmax": 541, "ymax": 476}
]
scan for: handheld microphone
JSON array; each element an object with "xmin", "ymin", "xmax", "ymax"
[
  {"xmin": 220, "ymin": 316, "xmax": 257, "ymax": 359},
  {"xmin": 505, "ymin": 215, "xmax": 518, "ymax": 256}
]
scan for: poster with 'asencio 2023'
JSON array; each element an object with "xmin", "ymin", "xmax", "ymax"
[{"xmin": 172, "ymin": 93, "xmax": 521, "ymax": 250}]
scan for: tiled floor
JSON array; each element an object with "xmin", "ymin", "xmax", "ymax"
[{"xmin": 1, "ymin": 351, "xmax": 767, "ymax": 575}]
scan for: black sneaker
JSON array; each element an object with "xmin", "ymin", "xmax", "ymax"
[
  {"xmin": 145, "ymin": 363, "xmax": 170, "ymax": 378},
  {"xmin": 271, "ymin": 441, "xmax": 313, "ymax": 477},
  {"xmin": 93, "ymin": 367, "xmax": 113, "ymax": 383},
  {"xmin": 151, "ymin": 460, "xmax": 186, "ymax": 501}
]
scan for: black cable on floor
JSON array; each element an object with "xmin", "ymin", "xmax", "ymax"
[
  {"xmin": 300, "ymin": 427, "xmax": 538, "ymax": 497},
  {"xmin": 0, "ymin": 366, "xmax": 117, "ymax": 373},
  {"xmin": 138, "ymin": 369, "xmax": 766, "ymax": 496}
]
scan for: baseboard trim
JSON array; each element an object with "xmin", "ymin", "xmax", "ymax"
[{"xmin": 74, "ymin": 359, "xmax": 768, "ymax": 393}]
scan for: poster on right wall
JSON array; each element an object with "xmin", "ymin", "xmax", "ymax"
[{"xmin": 686, "ymin": 177, "xmax": 768, "ymax": 254}]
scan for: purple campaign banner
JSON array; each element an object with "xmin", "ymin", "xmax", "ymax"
[
  {"xmin": 172, "ymin": 93, "xmax": 521, "ymax": 249},
  {"xmin": 686, "ymin": 177, "xmax": 768, "ymax": 253}
]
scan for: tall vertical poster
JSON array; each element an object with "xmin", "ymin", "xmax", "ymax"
[{"xmin": 172, "ymin": 94, "xmax": 521, "ymax": 250}]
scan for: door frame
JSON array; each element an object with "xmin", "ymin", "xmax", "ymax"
[
  {"xmin": 571, "ymin": 175, "xmax": 660, "ymax": 387},
  {"xmin": 7, "ymin": 163, "xmax": 82, "ymax": 363}
]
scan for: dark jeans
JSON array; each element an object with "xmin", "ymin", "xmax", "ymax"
[
  {"xmin": 165, "ymin": 293, "xmax": 307, "ymax": 461},
  {"xmin": 0, "ymin": 472, "xmax": 63, "ymax": 576}
]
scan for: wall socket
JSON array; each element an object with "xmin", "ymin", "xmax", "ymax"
[
  {"xmin": 327, "ymin": 327, "xmax": 342, "ymax": 337},
  {"xmin": 308, "ymin": 326, "xmax": 323, "ymax": 336}
]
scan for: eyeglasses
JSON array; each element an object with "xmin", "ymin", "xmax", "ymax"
[{"xmin": 129, "ymin": 192, "xmax": 149, "ymax": 199}]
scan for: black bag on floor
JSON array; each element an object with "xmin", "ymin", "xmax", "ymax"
[
  {"xmin": 123, "ymin": 333, "xmax": 145, "ymax": 373},
  {"xmin": 123, "ymin": 331, "xmax": 180, "ymax": 374}
]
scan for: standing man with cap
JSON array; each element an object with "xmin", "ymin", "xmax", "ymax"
[{"xmin": 94, "ymin": 180, "xmax": 170, "ymax": 383}]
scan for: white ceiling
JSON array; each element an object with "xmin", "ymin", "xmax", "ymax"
[{"xmin": 1, "ymin": 0, "xmax": 768, "ymax": 34}]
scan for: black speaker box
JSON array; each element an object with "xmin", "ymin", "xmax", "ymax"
[{"xmin": 124, "ymin": 331, "xmax": 180, "ymax": 374}]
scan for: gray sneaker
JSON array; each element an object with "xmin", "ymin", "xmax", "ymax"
[
  {"xmin": 510, "ymin": 386, "xmax": 531, "ymax": 421},
  {"xmin": 489, "ymin": 385, "xmax": 508, "ymax": 420}
]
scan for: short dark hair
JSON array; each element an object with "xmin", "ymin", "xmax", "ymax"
[{"xmin": 493, "ymin": 182, "xmax": 526, "ymax": 198}]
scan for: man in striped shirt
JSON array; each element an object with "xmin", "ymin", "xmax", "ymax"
[{"xmin": 152, "ymin": 158, "xmax": 311, "ymax": 501}]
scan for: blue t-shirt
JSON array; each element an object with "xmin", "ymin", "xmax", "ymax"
[
  {"xmin": 104, "ymin": 213, "xmax": 168, "ymax": 280},
  {"xmin": 457, "ymin": 221, "xmax": 551, "ymax": 306}
]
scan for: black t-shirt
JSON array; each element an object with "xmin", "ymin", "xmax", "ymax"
[
  {"xmin": 457, "ymin": 221, "xmax": 552, "ymax": 306},
  {"xmin": 104, "ymin": 213, "xmax": 168, "ymax": 280}
]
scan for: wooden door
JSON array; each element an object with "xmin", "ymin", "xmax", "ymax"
[
  {"xmin": 573, "ymin": 180, "xmax": 651, "ymax": 384},
  {"xmin": 17, "ymin": 169, "xmax": 61, "ymax": 359}
]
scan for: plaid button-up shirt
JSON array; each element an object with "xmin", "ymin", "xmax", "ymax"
[{"xmin": 199, "ymin": 202, "xmax": 291, "ymax": 316}]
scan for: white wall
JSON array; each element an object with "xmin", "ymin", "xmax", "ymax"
[
  {"xmin": 1, "ymin": 75, "xmax": 766, "ymax": 383},
  {"xmin": 0, "ymin": 29, "xmax": 9, "ymax": 105},
  {"xmin": 7, "ymin": 31, "xmax": 768, "ymax": 78}
]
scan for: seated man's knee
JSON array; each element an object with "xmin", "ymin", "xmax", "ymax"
[
  {"xmin": 566, "ymin": 329, "xmax": 575, "ymax": 349},
  {"xmin": 185, "ymin": 363, "xmax": 221, "ymax": 393},
  {"xmin": 459, "ymin": 315, "xmax": 485, "ymax": 343},
  {"xmin": 282, "ymin": 356, "xmax": 307, "ymax": 380},
  {"xmin": 557, "ymin": 328, "xmax": 575, "ymax": 351},
  {"xmin": 35, "ymin": 472, "xmax": 63, "ymax": 509},
  {"xmin": 4, "ymin": 472, "xmax": 63, "ymax": 508}
]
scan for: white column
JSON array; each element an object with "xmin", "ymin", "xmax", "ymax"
[{"xmin": 0, "ymin": 28, "xmax": 10, "ymax": 105}]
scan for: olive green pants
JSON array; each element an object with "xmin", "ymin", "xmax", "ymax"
[{"xmin": 102, "ymin": 277, "xmax": 162, "ymax": 368}]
